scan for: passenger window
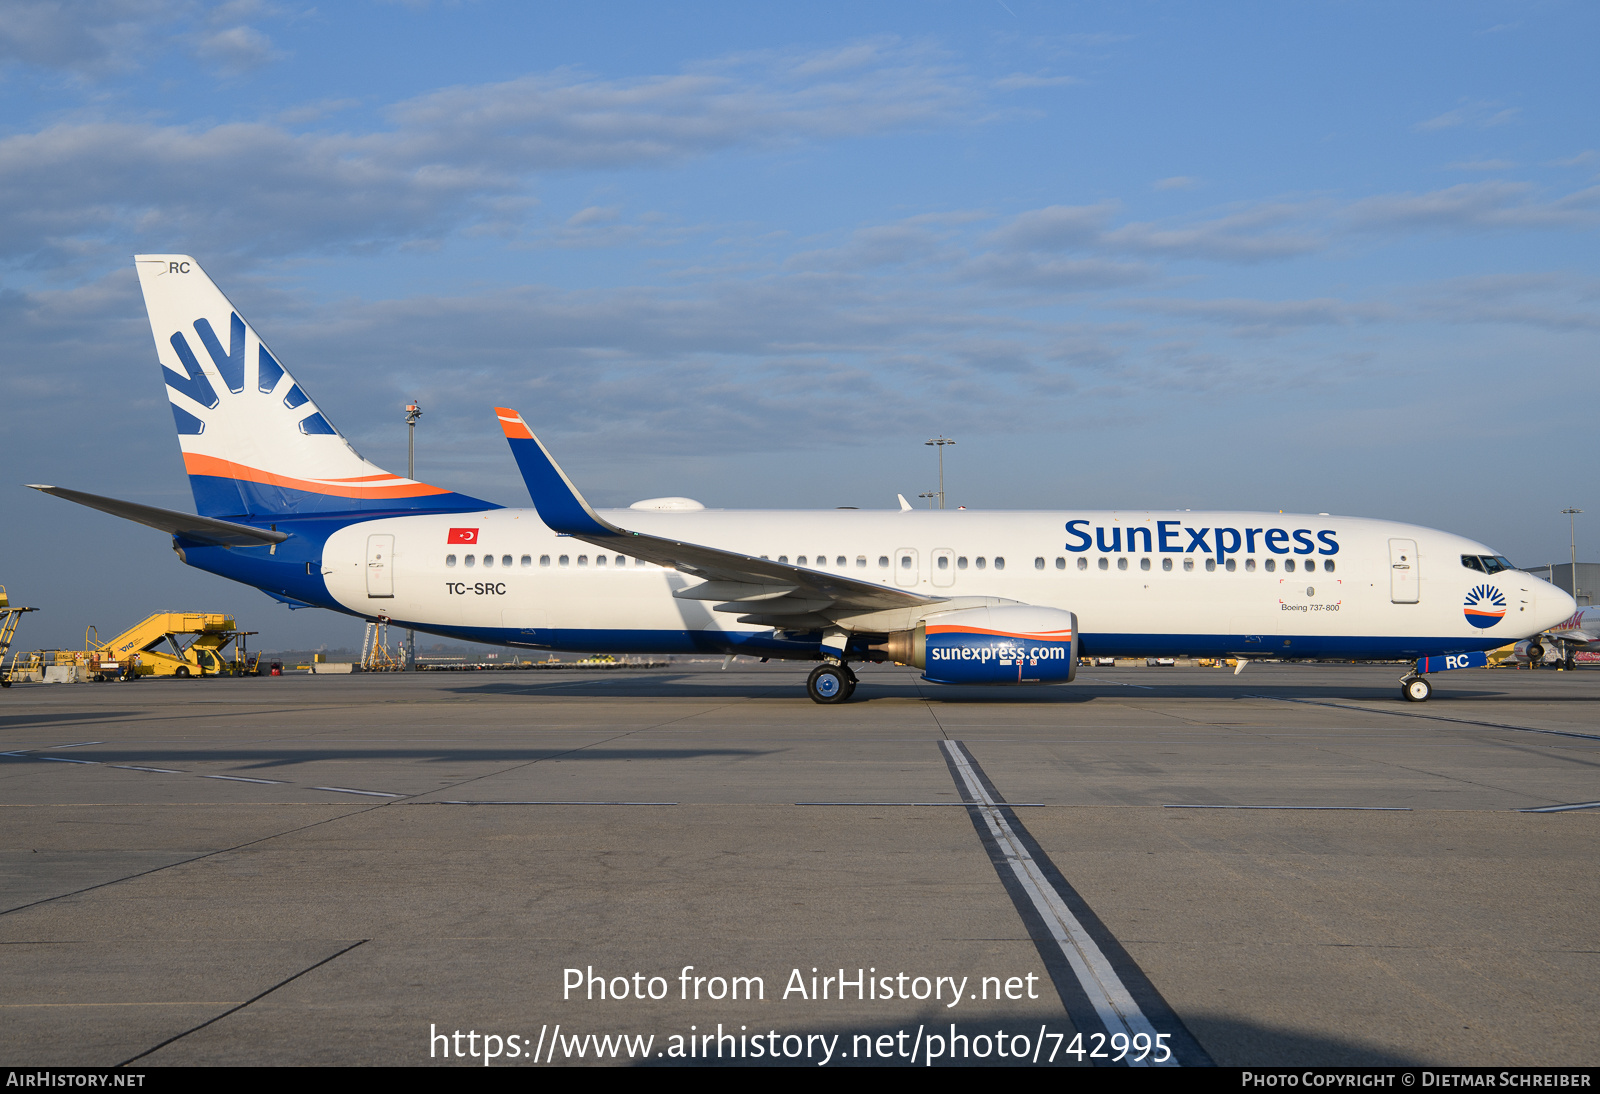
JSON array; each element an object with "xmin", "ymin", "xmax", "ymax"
[
  {"xmin": 1264, "ymin": 559, "xmax": 1275, "ymax": 572},
  {"xmin": 1077, "ymin": 557, "xmax": 1087, "ymax": 570},
  {"xmin": 1303, "ymin": 559, "xmax": 1315, "ymax": 572},
  {"xmin": 1245, "ymin": 558, "xmax": 1256, "ymax": 572},
  {"xmin": 779, "ymin": 555, "xmax": 788, "ymax": 564},
  {"xmin": 616, "ymin": 556, "xmax": 625, "ymax": 566},
  {"xmin": 836, "ymin": 556, "xmax": 846, "ymax": 567},
  {"xmin": 595, "ymin": 555, "xmax": 607, "ymax": 567},
  {"xmin": 956, "ymin": 556, "xmax": 967, "ymax": 570},
  {"xmin": 1035, "ymin": 557, "xmax": 1045, "ymax": 570},
  {"xmin": 1183, "ymin": 558, "xmax": 1194, "ymax": 572},
  {"xmin": 577, "ymin": 555, "xmax": 588, "ymax": 566},
  {"xmin": 1097, "ymin": 557, "xmax": 1108, "ymax": 571},
  {"xmin": 520, "ymin": 555, "xmax": 532, "ymax": 567},
  {"xmin": 1205, "ymin": 558, "xmax": 1216, "ymax": 572},
  {"xmin": 1284, "ymin": 559, "xmax": 1295, "ymax": 572},
  {"xmin": 1324, "ymin": 560, "xmax": 1335, "ymax": 573},
  {"xmin": 797, "ymin": 556, "xmax": 807, "ymax": 566},
  {"xmin": 938, "ymin": 556, "xmax": 949, "ymax": 570},
  {"xmin": 464, "ymin": 555, "xmax": 476, "ymax": 568},
  {"xmin": 1140, "ymin": 557, "xmax": 1151, "ymax": 571},
  {"xmin": 1056, "ymin": 557, "xmax": 1066, "ymax": 570},
  {"xmin": 976, "ymin": 558, "xmax": 987, "ymax": 570},
  {"xmin": 856, "ymin": 556, "xmax": 867, "ymax": 568},
  {"xmin": 1162, "ymin": 558, "xmax": 1173, "ymax": 572},
  {"xmin": 540, "ymin": 555, "xmax": 551, "ymax": 567},
  {"xmin": 446, "ymin": 554, "xmax": 457, "ymax": 567},
  {"xmin": 502, "ymin": 555, "xmax": 513, "ymax": 567},
  {"xmin": 1117, "ymin": 557, "xmax": 1128, "ymax": 571},
  {"xmin": 559, "ymin": 555, "xmax": 570, "ymax": 567},
  {"xmin": 994, "ymin": 557, "xmax": 1005, "ymax": 570},
  {"xmin": 1225, "ymin": 559, "xmax": 1236, "ymax": 572},
  {"xmin": 900, "ymin": 555, "xmax": 912, "ymax": 569},
  {"xmin": 878, "ymin": 556, "xmax": 889, "ymax": 568},
  {"xmin": 482, "ymin": 554, "xmax": 493, "ymax": 568}
]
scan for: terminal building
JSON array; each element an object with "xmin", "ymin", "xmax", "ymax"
[{"xmin": 1520, "ymin": 562, "xmax": 1597, "ymax": 607}]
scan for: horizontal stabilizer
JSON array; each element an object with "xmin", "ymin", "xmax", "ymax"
[
  {"xmin": 27, "ymin": 485, "xmax": 288, "ymax": 547},
  {"xmin": 493, "ymin": 407, "xmax": 941, "ymax": 617}
]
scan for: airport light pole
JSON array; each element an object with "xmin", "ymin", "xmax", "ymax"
[
  {"xmin": 924, "ymin": 437, "xmax": 955, "ymax": 509},
  {"xmin": 918, "ymin": 491, "xmax": 937, "ymax": 509},
  {"xmin": 1563, "ymin": 508, "xmax": 1582, "ymax": 602},
  {"xmin": 404, "ymin": 401, "xmax": 422, "ymax": 671}
]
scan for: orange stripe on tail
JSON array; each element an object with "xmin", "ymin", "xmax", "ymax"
[
  {"xmin": 494, "ymin": 407, "xmax": 534, "ymax": 440},
  {"xmin": 182, "ymin": 454, "xmax": 450, "ymax": 499}
]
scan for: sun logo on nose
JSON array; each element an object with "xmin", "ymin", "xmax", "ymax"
[{"xmin": 1463, "ymin": 584, "xmax": 1507, "ymax": 629}]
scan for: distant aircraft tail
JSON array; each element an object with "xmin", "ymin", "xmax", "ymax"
[{"xmin": 133, "ymin": 255, "xmax": 492, "ymax": 520}]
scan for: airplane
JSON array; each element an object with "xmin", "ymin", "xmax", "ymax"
[
  {"xmin": 1512, "ymin": 606, "xmax": 1600, "ymax": 668},
  {"xmin": 28, "ymin": 255, "xmax": 1578, "ymax": 705}
]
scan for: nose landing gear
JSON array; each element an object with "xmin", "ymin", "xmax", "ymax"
[
  {"xmin": 807, "ymin": 662, "xmax": 858, "ymax": 704},
  {"xmin": 1400, "ymin": 674, "xmax": 1432, "ymax": 703}
]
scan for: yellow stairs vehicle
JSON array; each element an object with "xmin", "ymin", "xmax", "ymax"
[
  {"xmin": 98, "ymin": 612, "xmax": 258, "ymax": 678},
  {"xmin": 0, "ymin": 586, "xmax": 40, "ymax": 688},
  {"xmin": 11, "ymin": 612, "xmax": 259, "ymax": 681}
]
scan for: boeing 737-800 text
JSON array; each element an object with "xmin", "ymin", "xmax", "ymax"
[{"xmin": 29, "ymin": 256, "xmax": 1577, "ymax": 704}]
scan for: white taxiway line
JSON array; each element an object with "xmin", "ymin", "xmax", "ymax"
[
  {"xmin": 312, "ymin": 786, "xmax": 402, "ymax": 798},
  {"xmin": 940, "ymin": 740, "xmax": 1177, "ymax": 1067},
  {"xmin": 1519, "ymin": 800, "xmax": 1600, "ymax": 813},
  {"xmin": 202, "ymin": 775, "xmax": 287, "ymax": 785}
]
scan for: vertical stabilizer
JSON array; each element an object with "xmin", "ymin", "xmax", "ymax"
[{"xmin": 133, "ymin": 255, "xmax": 491, "ymax": 519}]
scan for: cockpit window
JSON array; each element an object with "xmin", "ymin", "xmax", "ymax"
[
  {"xmin": 1461, "ymin": 555, "xmax": 1485, "ymax": 573},
  {"xmin": 1481, "ymin": 555, "xmax": 1513, "ymax": 575}
]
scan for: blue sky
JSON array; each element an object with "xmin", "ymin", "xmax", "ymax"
[{"xmin": 2, "ymin": 1, "xmax": 1595, "ymax": 649}]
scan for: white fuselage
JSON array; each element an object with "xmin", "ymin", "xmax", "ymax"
[{"xmin": 316, "ymin": 508, "xmax": 1575, "ymax": 660}]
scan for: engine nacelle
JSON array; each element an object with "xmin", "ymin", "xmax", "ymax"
[
  {"xmin": 1512, "ymin": 639, "xmax": 1545, "ymax": 662},
  {"xmin": 878, "ymin": 604, "xmax": 1078, "ymax": 685}
]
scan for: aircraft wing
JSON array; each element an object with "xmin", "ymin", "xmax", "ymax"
[
  {"xmin": 493, "ymin": 408, "xmax": 942, "ymax": 615},
  {"xmin": 27, "ymin": 485, "xmax": 289, "ymax": 547}
]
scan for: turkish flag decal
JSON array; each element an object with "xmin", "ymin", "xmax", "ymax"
[{"xmin": 447, "ymin": 528, "xmax": 479, "ymax": 544}]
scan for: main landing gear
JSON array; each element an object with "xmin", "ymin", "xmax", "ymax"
[
  {"xmin": 1400, "ymin": 674, "xmax": 1432, "ymax": 703},
  {"xmin": 807, "ymin": 662, "xmax": 858, "ymax": 704}
]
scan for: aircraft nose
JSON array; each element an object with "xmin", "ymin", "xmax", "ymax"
[{"xmin": 1525, "ymin": 574, "xmax": 1577, "ymax": 632}]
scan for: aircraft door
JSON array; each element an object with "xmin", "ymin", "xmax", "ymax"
[
  {"xmin": 894, "ymin": 548, "xmax": 919, "ymax": 588},
  {"xmin": 366, "ymin": 534, "xmax": 395, "ymax": 598},
  {"xmin": 1389, "ymin": 538, "xmax": 1418, "ymax": 603},
  {"xmin": 931, "ymin": 548, "xmax": 955, "ymax": 588}
]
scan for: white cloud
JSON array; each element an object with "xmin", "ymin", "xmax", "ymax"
[
  {"xmin": 0, "ymin": 40, "xmax": 983, "ymax": 267},
  {"xmin": 1347, "ymin": 182, "xmax": 1600, "ymax": 231},
  {"xmin": 1153, "ymin": 176, "xmax": 1198, "ymax": 191},
  {"xmin": 1414, "ymin": 101, "xmax": 1520, "ymax": 132},
  {"xmin": 0, "ymin": 0, "xmax": 182, "ymax": 74},
  {"xmin": 985, "ymin": 200, "xmax": 1323, "ymax": 264},
  {"xmin": 192, "ymin": 23, "xmax": 282, "ymax": 74}
]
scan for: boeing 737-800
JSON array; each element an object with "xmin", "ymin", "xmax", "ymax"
[{"xmin": 29, "ymin": 256, "xmax": 1577, "ymax": 703}]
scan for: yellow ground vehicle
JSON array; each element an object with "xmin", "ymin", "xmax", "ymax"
[
  {"xmin": 0, "ymin": 586, "xmax": 40, "ymax": 687},
  {"xmin": 11, "ymin": 612, "xmax": 259, "ymax": 681}
]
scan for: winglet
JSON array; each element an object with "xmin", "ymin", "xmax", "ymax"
[{"xmin": 493, "ymin": 407, "xmax": 617, "ymax": 538}]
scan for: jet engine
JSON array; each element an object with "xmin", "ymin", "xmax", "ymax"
[
  {"xmin": 876, "ymin": 604, "xmax": 1078, "ymax": 685},
  {"xmin": 1512, "ymin": 639, "xmax": 1546, "ymax": 663}
]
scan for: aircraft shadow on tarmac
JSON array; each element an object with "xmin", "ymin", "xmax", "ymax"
[
  {"xmin": 442, "ymin": 674, "xmax": 1512, "ymax": 705},
  {"xmin": 0, "ymin": 710, "xmax": 145, "ymax": 731},
  {"xmin": 6, "ymin": 745, "xmax": 777, "ymax": 770}
]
